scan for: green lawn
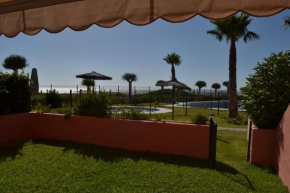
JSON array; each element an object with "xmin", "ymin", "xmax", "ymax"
[
  {"xmin": 137, "ymin": 103, "xmax": 248, "ymax": 128},
  {"xmin": 0, "ymin": 131, "xmax": 287, "ymax": 192}
]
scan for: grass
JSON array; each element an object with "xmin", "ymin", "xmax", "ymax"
[
  {"xmin": 0, "ymin": 131, "xmax": 287, "ymax": 192},
  {"xmin": 137, "ymin": 103, "xmax": 248, "ymax": 128},
  {"xmin": 40, "ymin": 104, "xmax": 248, "ymax": 128}
]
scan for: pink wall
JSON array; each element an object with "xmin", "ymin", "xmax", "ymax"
[
  {"xmin": 0, "ymin": 113, "xmax": 30, "ymax": 144},
  {"xmin": 250, "ymin": 126, "xmax": 276, "ymax": 167},
  {"xmin": 0, "ymin": 113, "xmax": 210, "ymax": 159},
  {"xmin": 276, "ymin": 106, "xmax": 290, "ymax": 191},
  {"xmin": 249, "ymin": 104, "xmax": 290, "ymax": 191}
]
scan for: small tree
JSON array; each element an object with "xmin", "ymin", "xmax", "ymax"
[
  {"xmin": 195, "ymin": 80, "xmax": 207, "ymax": 98},
  {"xmin": 223, "ymin": 81, "xmax": 229, "ymax": 98},
  {"xmin": 81, "ymin": 79, "xmax": 95, "ymax": 93},
  {"xmin": 156, "ymin": 80, "xmax": 165, "ymax": 102},
  {"xmin": 163, "ymin": 53, "xmax": 181, "ymax": 81},
  {"xmin": 2, "ymin": 55, "xmax": 29, "ymax": 74},
  {"xmin": 242, "ymin": 51, "xmax": 290, "ymax": 129},
  {"xmin": 122, "ymin": 73, "xmax": 138, "ymax": 104},
  {"xmin": 211, "ymin": 83, "xmax": 221, "ymax": 98}
]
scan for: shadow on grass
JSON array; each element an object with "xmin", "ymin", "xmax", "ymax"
[
  {"xmin": 0, "ymin": 143, "xmax": 24, "ymax": 163},
  {"xmin": 217, "ymin": 138, "xmax": 230, "ymax": 144},
  {"xmin": 0, "ymin": 139, "xmax": 255, "ymax": 191},
  {"xmin": 31, "ymin": 139, "xmax": 235, "ymax": 174}
]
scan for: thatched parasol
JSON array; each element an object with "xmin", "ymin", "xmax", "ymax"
[
  {"xmin": 156, "ymin": 80, "xmax": 191, "ymax": 90},
  {"xmin": 76, "ymin": 71, "xmax": 112, "ymax": 80},
  {"xmin": 156, "ymin": 80, "xmax": 191, "ymax": 120},
  {"xmin": 76, "ymin": 71, "xmax": 112, "ymax": 92}
]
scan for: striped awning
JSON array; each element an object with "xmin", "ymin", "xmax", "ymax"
[{"xmin": 0, "ymin": 0, "xmax": 289, "ymax": 37}]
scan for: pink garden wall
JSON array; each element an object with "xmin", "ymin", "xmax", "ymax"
[
  {"xmin": 0, "ymin": 113, "xmax": 210, "ymax": 159},
  {"xmin": 249, "ymin": 104, "xmax": 290, "ymax": 191}
]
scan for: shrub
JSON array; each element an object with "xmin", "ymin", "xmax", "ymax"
[
  {"xmin": 0, "ymin": 72, "xmax": 31, "ymax": 115},
  {"xmin": 242, "ymin": 51, "xmax": 290, "ymax": 129},
  {"xmin": 73, "ymin": 92, "xmax": 109, "ymax": 118},
  {"xmin": 45, "ymin": 90, "xmax": 63, "ymax": 108},
  {"xmin": 221, "ymin": 115, "xmax": 247, "ymax": 125},
  {"xmin": 191, "ymin": 113, "xmax": 208, "ymax": 125},
  {"xmin": 112, "ymin": 108, "xmax": 150, "ymax": 120}
]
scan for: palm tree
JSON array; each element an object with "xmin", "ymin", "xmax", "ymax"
[
  {"xmin": 195, "ymin": 81, "xmax": 207, "ymax": 98},
  {"xmin": 163, "ymin": 53, "xmax": 181, "ymax": 81},
  {"xmin": 2, "ymin": 54, "xmax": 29, "ymax": 74},
  {"xmin": 223, "ymin": 81, "xmax": 229, "ymax": 98},
  {"xmin": 207, "ymin": 13, "xmax": 259, "ymax": 118},
  {"xmin": 284, "ymin": 16, "xmax": 290, "ymax": 30},
  {"xmin": 156, "ymin": 80, "xmax": 165, "ymax": 102},
  {"xmin": 122, "ymin": 73, "xmax": 138, "ymax": 104},
  {"xmin": 81, "ymin": 79, "xmax": 95, "ymax": 93},
  {"xmin": 211, "ymin": 83, "xmax": 221, "ymax": 98}
]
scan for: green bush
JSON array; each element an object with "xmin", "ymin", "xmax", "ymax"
[
  {"xmin": 73, "ymin": 92, "xmax": 109, "ymax": 118},
  {"xmin": 242, "ymin": 51, "xmax": 290, "ymax": 129},
  {"xmin": 0, "ymin": 72, "xmax": 31, "ymax": 115},
  {"xmin": 191, "ymin": 113, "xmax": 208, "ymax": 125},
  {"xmin": 221, "ymin": 115, "xmax": 247, "ymax": 125},
  {"xmin": 113, "ymin": 108, "xmax": 150, "ymax": 120},
  {"xmin": 45, "ymin": 90, "xmax": 63, "ymax": 108}
]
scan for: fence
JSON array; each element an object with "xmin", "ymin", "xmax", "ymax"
[{"xmin": 39, "ymin": 85, "xmax": 243, "ymax": 103}]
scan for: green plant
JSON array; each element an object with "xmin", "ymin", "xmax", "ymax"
[
  {"xmin": 191, "ymin": 113, "xmax": 208, "ymax": 125},
  {"xmin": 195, "ymin": 80, "xmax": 207, "ymax": 97},
  {"xmin": 122, "ymin": 73, "xmax": 138, "ymax": 104},
  {"xmin": 73, "ymin": 92, "xmax": 109, "ymax": 118},
  {"xmin": 221, "ymin": 115, "xmax": 247, "ymax": 125},
  {"xmin": 154, "ymin": 101, "xmax": 159, "ymax": 108},
  {"xmin": 81, "ymin": 79, "xmax": 95, "ymax": 93},
  {"xmin": 2, "ymin": 54, "xmax": 29, "ymax": 74},
  {"xmin": 34, "ymin": 102, "xmax": 51, "ymax": 113},
  {"xmin": 242, "ymin": 51, "xmax": 290, "ymax": 129},
  {"xmin": 45, "ymin": 90, "xmax": 63, "ymax": 109},
  {"xmin": 163, "ymin": 53, "xmax": 181, "ymax": 81},
  {"xmin": 0, "ymin": 72, "xmax": 31, "ymax": 115},
  {"xmin": 113, "ymin": 108, "xmax": 149, "ymax": 120}
]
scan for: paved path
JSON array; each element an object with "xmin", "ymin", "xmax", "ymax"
[{"xmin": 218, "ymin": 127, "xmax": 247, "ymax": 132}]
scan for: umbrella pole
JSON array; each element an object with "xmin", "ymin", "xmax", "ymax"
[{"xmin": 172, "ymin": 86, "xmax": 175, "ymax": 120}]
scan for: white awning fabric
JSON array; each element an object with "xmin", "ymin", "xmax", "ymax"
[{"xmin": 0, "ymin": 0, "xmax": 289, "ymax": 37}]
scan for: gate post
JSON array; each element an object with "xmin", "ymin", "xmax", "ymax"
[{"xmin": 209, "ymin": 118, "xmax": 217, "ymax": 169}]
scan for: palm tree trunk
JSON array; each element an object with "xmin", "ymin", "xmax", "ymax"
[
  {"xmin": 171, "ymin": 64, "xmax": 176, "ymax": 81},
  {"xmin": 129, "ymin": 82, "xmax": 132, "ymax": 104},
  {"xmin": 215, "ymin": 89, "xmax": 217, "ymax": 98},
  {"xmin": 229, "ymin": 39, "xmax": 238, "ymax": 118},
  {"xmin": 161, "ymin": 86, "xmax": 164, "ymax": 102},
  {"xmin": 199, "ymin": 88, "xmax": 202, "ymax": 100}
]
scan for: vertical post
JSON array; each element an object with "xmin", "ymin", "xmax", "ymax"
[
  {"xmin": 149, "ymin": 86, "xmax": 151, "ymax": 115},
  {"xmin": 99, "ymin": 85, "xmax": 101, "ymax": 93},
  {"xmin": 50, "ymin": 84, "xmax": 52, "ymax": 91},
  {"xmin": 70, "ymin": 89, "xmax": 72, "ymax": 114},
  {"xmin": 118, "ymin": 85, "xmax": 120, "ymax": 103},
  {"xmin": 76, "ymin": 85, "xmax": 78, "ymax": 96},
  {"xmin": 218, "ymin": 92, "xmax": 220, "ymax": 115},
  {"xmin": 80, "ymin": 89, "xmax": 82, "ymax": 97},
  {"xmin": 172, "ymin": 86, "xmax": 175, "ymax": 120},
  {"xmin": 210, "ymin": 90, "xmax": 212, "ymax": 110},
  {"xmin": 209, "ymin": 118, "xmax": 217, "ymax": 169},
  {"xmin": 204, "ymin": 89, "xmax": 205, "ymax": 97},
  {"xmin": 110, "ymin": 89, "xmax": 111, "ymax": 99},
  {"xmin": 183, "ymin": 93, "xmax": 185, "ymax": 108},
  {"xmin": 185, "ymin": 92, "xmax": 188, "ymax": 116},
  {"xmin": 247, "ymin": 121, "xmax": 253, "ymax": 162}
]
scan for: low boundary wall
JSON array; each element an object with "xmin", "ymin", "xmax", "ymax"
[
  {"xmin": 249, "ymin": 104, "xmax": 290, "ymax": 191},
  {"xmin": 0, "ymin": 113, "xmax": 210, "ymax": 159}
]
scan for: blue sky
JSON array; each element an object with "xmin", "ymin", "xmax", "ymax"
[{"xmin": 1, "ymin": 10, "xmax": 290, "ymax": 90}]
